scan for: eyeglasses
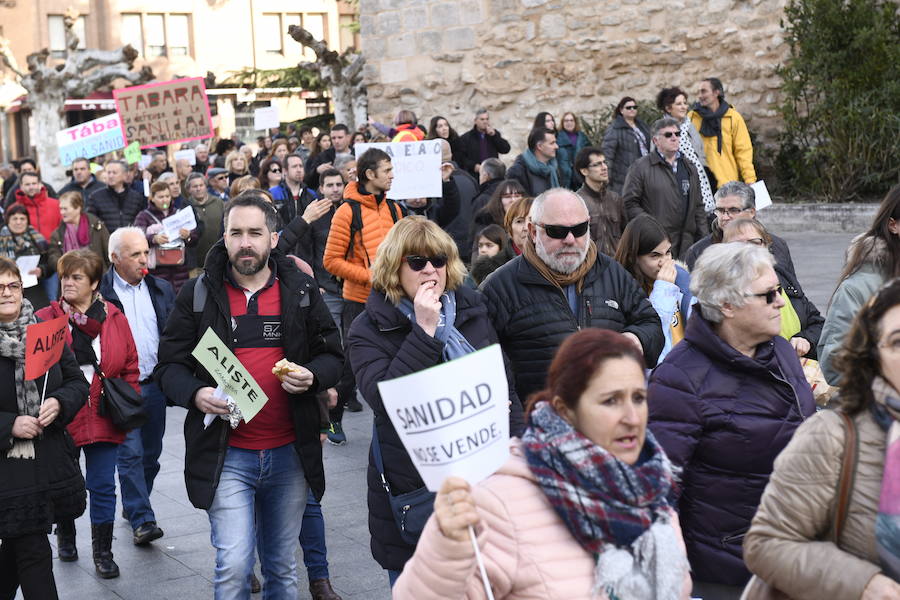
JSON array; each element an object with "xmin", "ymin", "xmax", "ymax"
[
  {"xmin": 746, "ymin": 285, "xmax": 783, "ymax": 304},
  {"xmin": 214, "ymin": 175, "xmax": 227, "ymax": 180},
  {"xmin": 0, "ymin": 281, "xmax": 23, "ymax": 294},
  {"xmin": 660, "ymin": 131, "xmax": 682, "ymax": 138},
  {"xmin": 535, "ymin": 221, "xmax": 589, "ymax": 239},
  {"xmin": 714, "ymin": 207, "xmax": 750, "ymax": 216},
  {"xmin": 744, "ymin": 237, "xmax": 766, "ymax": 247},
  {"xmin": 269, "ymin": 168, "xmax": 281, "ymax": 174},
  {"xmin": 405, "ymin": 255, "xmax": 448, "ymax": 271},
  {"xmin": 623, "ymin": 105, "xmax": 637, "ymax": 110}
]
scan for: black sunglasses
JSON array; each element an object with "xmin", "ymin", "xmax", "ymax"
[
  {"xmin": 535, "ymin": 221, "xmax": 589, "ymax": 239},
  {"xmin": 269, "ymin": 168, "xmax": 282, "ymax": 173},
  {"xmin": 623, "ymin": 105, "xmax": 637, "ymax": 110},
  {"xmin": 748, "ymin": 285, "xmax": 783, "ymax": 304},
  {"xmin": 405, "ymin": 255, "xmax": 447, "ymax": 271},
  {"xmin": 660, "ymin": 131, "xmax": 682, "ymax": 138}
]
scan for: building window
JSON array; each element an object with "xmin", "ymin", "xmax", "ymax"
[
  {"xmin": 49, "ymin": 15, "xmax": 86, "ymax": 58},
  {"xmin": 145, "ymin": 14, "xmax": 166, "ymax": 57},
  {"xmin": 261, "ymin": 14, "xmax": 283, "ymax": 54},
  {"xmin": 121, "ymin": 14, "xmax": 143, "ymax": 52},
  {"xmin": 168, "ymin": 14, "xmax": 190, "ymax": 56}
]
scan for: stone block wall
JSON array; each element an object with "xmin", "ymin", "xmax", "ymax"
[{"xmin": 360, "ymin": 0, "xmax": 789, "ymax": 160}]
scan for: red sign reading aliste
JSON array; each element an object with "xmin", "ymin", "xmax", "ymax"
[{"xmin": 25, "ymin": 316, "xmax": 69, "ymax": 380}]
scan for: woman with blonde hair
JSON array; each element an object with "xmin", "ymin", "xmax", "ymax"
[
  {"xmin": 347, "ymin": 215, "xmax": 524, "ymax": 586},
  {"xmin": 224, "ymin": 150, "xmax": 249, "ymax": 185},
  {"xmin": 503, "ymin": 196, "xmax": 533, "ymax": 255}
]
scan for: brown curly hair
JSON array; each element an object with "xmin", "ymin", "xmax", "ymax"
[{"xmin": 832, "ymin": 277, "xmax": 900, "ymax": 415}]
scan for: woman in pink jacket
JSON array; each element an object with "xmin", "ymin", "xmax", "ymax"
[{"xmin": 394, "ymin": 329, "xmax": 692, "ymax": 600}]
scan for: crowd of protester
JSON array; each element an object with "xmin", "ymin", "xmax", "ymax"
[{"xmin": 1, "ymin": 75, "xmax": 898, "ymax": 600}]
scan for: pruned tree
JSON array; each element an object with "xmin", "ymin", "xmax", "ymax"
[
  {"xmin": 288, "ymin": 25, "xmax": 366, "ymax": 130},
  {"xmin": 0, "ymin": 9, "xmax": 153, "ymax": 189}
]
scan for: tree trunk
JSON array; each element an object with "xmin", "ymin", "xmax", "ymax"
[
  {"xmin": 32, "ymin": 89, "xmax": 68, "ymax": 191},
  {"xmin": 331, "ymin": 83, "xmax": 353, "ymax": 130}
]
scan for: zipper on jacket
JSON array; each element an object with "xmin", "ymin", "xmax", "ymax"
[
  {"xmin": 771, "ymin": 361, "xmax": 805, "ymax": 420},
  {"xmin": 720, "ymin": 531, "xmax": 747, "ymax": 546}
]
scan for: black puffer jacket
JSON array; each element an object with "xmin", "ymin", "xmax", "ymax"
[
  {"xmin": 0, "ymin": 341, "xmax": 88, "ymax": 537},
  {"xmin": 601, "ymin": 114, "xmax": 651, "ymax": 194},
  {"xmin": 776, "ymin": 262, "xmax": 824, "ymax": 359},
  {"xmin": 348, "ymin": 285, "xmax": 524, "ymax": 571},
  {"xmin": 85, "ymin": 185, "xmax": 145, "ymax": 232},
  {"xmin": 154, "ymin": 241, "xmax": 343, "ymax": 509},
  {"xmin": 480, "ymin": 253, "xmax": 663, "ymax": 401}
]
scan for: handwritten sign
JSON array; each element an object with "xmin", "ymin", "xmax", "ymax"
[
  {"xmin": 25, "ymin": 316, "xmax": 69, "ymax": 380},
  {"xmin": 162, "ymin": 206, "xmax": 197, "ymax": 241},
  {"xmin": 56, "ymin": 114, "xmax": 125, "ymax": 166},
  {"xmin": 114, "ymin": 77, "xmax": 214, "ymax": 149},
  {"xmin": 191, "ymin": 328, "xmax": 268, "ymax": 423},
  {"xmin": 354, "ymin": 140, "xmax": 442, "ymax": 200},
  {"xmin": 377, "ymin": 344, "xmax": 510, "ymax": 491},
  {"xmin": 123, "ymin": 141, "xmax": 141, "ymax": 164},
  {"xmin": 254, "ymin": 106, "xmax": 280, "ymax": 131}
]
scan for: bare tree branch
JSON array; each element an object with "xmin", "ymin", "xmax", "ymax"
[{"xmin": 0, "ymin": 37, "xmax": 25, "ymax": 78}]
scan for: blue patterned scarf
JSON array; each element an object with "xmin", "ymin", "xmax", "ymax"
[
  {"xmin": 398, "ymin": 290, "xmax": 476, "ymax": 361},
  {"xmin": 523, "ymin": 401, "xmax": 688, "ymax": 600}
]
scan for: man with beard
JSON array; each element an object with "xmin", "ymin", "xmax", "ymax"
[
  {"xmin": 154, "ymin": 192, "xmax": 343, "ymax": 598},
  {"xmin": 480, "ymin": 188, "xmax": 662, "ymax": 400}
]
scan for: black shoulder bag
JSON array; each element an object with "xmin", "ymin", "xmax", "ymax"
[{"xmin": 90, "ymin": 351, "xmax": 148, "ymax": 431}]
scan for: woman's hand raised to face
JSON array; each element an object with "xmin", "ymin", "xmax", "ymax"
[
  {"xmin": 414, "ymin": 280, "xmax": 442, "ymax": 337},
  {"xmin": 656, "ymin": 257, "xmax": 677, "ymax": 284},
  {"xmin": 435, "ymin": 476, "xmax": 480, "ymax": 543}
]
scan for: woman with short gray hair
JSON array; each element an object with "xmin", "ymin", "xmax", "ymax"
[{"xmin": 647, "ymin": 242, "xmax": 816, "ymax": 599}]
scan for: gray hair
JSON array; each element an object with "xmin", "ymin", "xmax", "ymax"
[
  {"xmin": 105, "ymin": 159, "xmax": 126, "ymax": 173},
  {"xmin": 157, "ymin": 172, "xmax": 177, "ymax": 183},
  {"xmin": 186, "ymin": 172, "xmax": 207, "ymax": 186},
  {"xmin": 529, "ymin": 188, "xmax": 588, "ymax": 224},
  {"xmin": 714, "ymin": 180, "xmax": 756, "ymax": 210},
  {"xmin": 108, "ymin": 226, "xmax": 145, "ymax": 263},
  {"xmin": 474, "ymin": 107, "xmax": 488, "ymax": 118},
  {"xmin": 651, "ymin": 116, "xmax": 681, "ymax": 137},
  {"xmin": 480, "ymin": 158, "xmax": 506, "ymax": 181},
  {"xmin": 333, "ymin": 154, "xmax": 356, "ymax": 170},
  {"xmin": 690, "ymin": 242, "xmax": 775, "ymax": 323},
  {"xmin": 195, "ymin": 143, "xmax": 208, "ymax": 152}
]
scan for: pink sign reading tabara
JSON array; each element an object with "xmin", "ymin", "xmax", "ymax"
[{"xmin": 113, "ymin": 77, "xmax": 214, "ymax": 149}]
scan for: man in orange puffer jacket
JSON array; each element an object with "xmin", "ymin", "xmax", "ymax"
[{"xmin": 323, "ymin": 148, "xmax": 402, "ymax": 444}]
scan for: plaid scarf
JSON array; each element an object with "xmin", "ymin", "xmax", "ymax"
[
  {"xmin": 0, "ymin": 298, "xmax": 40, "ymax": 459},
  {"xmin": 0, "ymin": 225, "xmax": 47, "ymax": 259},
  {"xmin": 869, "ymin": 376, "xmax": 900, "ymax": 581},
  {"xmin": 523, "ymin": 401, "xmax": 688, "ymax": 600}
]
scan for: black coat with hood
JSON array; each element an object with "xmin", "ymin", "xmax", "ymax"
[
  {"xmin": 348, "ymin": 284, "xmax": 524, "ymax": 571},
  {"xmin": 153, "ymin": 241, "xmax": 343, "ymax": 508}
]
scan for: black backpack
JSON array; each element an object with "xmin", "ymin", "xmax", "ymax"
[{"xmin": 343, "ymin": 198, "xmax": 405, "ymax": 264}]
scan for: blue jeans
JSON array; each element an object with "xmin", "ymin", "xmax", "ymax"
[
  {"xmin": 321, "ymin": 292, "xmax": 343, "ymax": 338},
  {"xmin": 117, "ymin": 380, "xmax": 167, "ymax": 528},
  {"xmin": 208, "ymin": 444, "xmax": 307, "ymax": 600},
  {"xmin": 300, "ymin": 489, "xmax": 329, "ymax": 581},
  {"xmin": 83, "ymin": 442, "xmax": 118, "ymax": 525},
  {"xmin": 42, "ymin": 272, "xmax": 59, "ymax": 302}
]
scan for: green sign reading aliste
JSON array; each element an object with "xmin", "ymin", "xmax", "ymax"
[{"xmin": 191, "ymin": 327, "xmax": 268, "ymax": 423}]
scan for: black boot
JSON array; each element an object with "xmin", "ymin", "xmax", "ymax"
[
  {"xmin": 56, "ymin": 520, "xmax": 78, "ymax": 562},
  {"xmin": 91, "ymin": 522, "xmax": 120, "ymax": 579}
]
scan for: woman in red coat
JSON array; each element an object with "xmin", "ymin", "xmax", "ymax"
[{"xmin": 36, "ymin": 249, "xmax": 139, "ymax": 580}]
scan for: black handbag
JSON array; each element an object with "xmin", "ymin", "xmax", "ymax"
[
  {"xmin": 371, "ymin": 424, "xmax": 435, "ymax": 545},
  {"xmin": 90, "ymin": 353, "xmax": 147, "ymax": 431}
]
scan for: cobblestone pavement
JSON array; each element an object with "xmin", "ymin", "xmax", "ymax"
[{"xmin": 23, "ymin": 229, "xmax": 854, "ymax": 600}]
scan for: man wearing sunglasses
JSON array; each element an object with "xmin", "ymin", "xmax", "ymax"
[
  {"xmin": 481, "ymin": 188, "xmax": 663, "ymax": 401},
  {"xmin": 622, "ymin": 117, "xmax": 708, "ymax": 259}
]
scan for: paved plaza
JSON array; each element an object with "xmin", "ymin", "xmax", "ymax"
[{"xmin": 24, "ymin": 229, "xmax": 855, "ymax": 600}]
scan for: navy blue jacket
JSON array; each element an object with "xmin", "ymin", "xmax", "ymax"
[
  {"xmin": 648, "ymin": 311, "xmax": 815, "ymax": 586},
  {"xmin": 99, "ymin": 268, "xmax": 176, "ymax": 336},
  {"xmin": 348, "ymin": 285, "xmax": 524, "ymax": 571}
]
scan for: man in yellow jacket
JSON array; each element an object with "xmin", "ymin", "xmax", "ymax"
[
  {"xmin": 689, "ymin": 78, "xmax": 756, "ymax": 189},
  {"xmin": 323, "ymin": 148, "xmax": 402, "ymax": 444}
]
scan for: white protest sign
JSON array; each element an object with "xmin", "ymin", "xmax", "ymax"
[
  {"xmin": 751, "ymin": 180, "xmax": 772, "ymax": 210},
  {"xmin": 15, "ymin": 255, "xmax": 40, "ymax": 288},
  {"xmin": 354, "ymin": 140, "xmax": 442, "ymax": 200},
  {"xmin": 139, "ymin": 154, "xmax": 152, "ymax": 169},
  {"xmin": 162, "ymin": 206, "xmax": 197, "ymax": 240},
  {"xmin": 174, "ymin": 148, "xmax": 197, "ymax": 165},
  {"xmin": 377, "ymin": 344, "xmax": 510, "ymax": 492},
  {"xmin": 254, "ymin": 106, "xmax": 280, "ymax": 131},
  {"xmin": 56, "ymin": 114, "xmax": 125, "ymax": 166}
]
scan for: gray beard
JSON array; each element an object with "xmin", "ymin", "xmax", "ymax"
[{"xmin": 535, "ymin": 236, "xmax": 587, "ymax": 275}]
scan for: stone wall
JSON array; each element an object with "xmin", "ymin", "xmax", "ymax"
[{"xmin": 359, "ymin": 0, "xmax": 789, "ymax": 162}]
